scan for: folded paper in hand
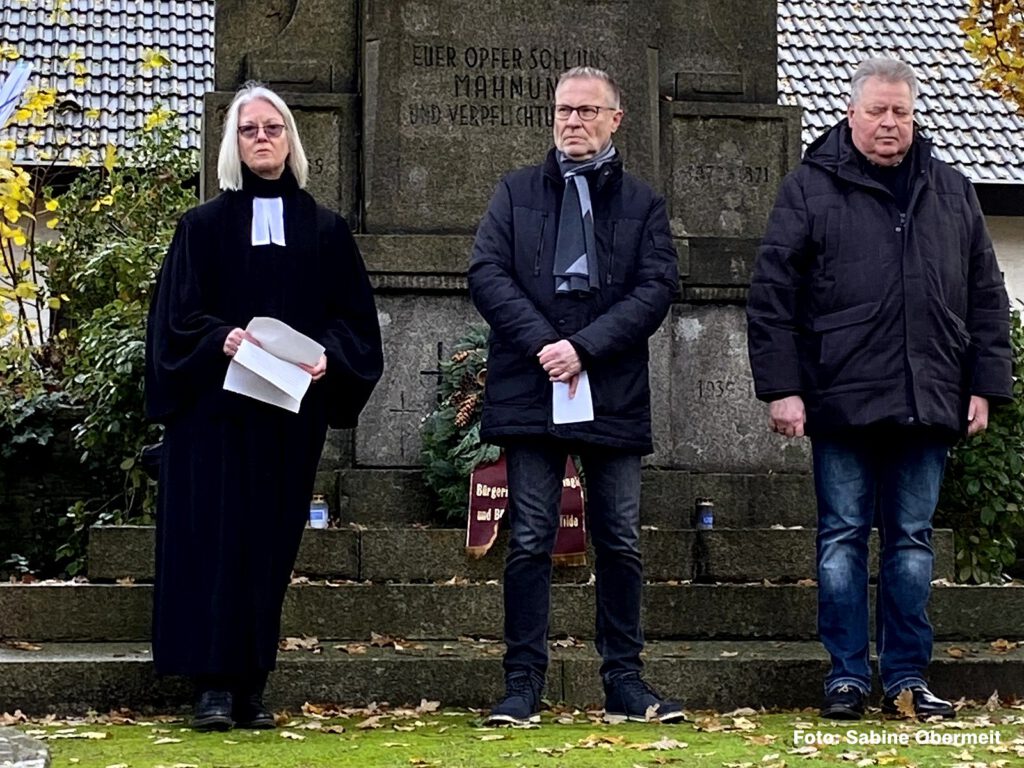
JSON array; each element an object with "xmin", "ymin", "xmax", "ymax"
[
  {"xmin": 552, "ymin": 370, "xmax": 594, "ymax": 424},
  {"xmin": 223, "ymin": 317, "xmax": 325, "ymax": 412}
]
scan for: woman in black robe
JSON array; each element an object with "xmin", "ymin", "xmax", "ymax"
[{"xmin": 145, "ymin": 83, "xmax": 383, "ymax": 731}]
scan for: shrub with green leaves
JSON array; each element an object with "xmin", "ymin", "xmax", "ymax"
[
  {"xmin": 937, "ymin": 307, "xmax": 1024, "ymax": 583},
  {"xmin": 2, "ymin": 119, "xmax": 197, "ymax": 577}
]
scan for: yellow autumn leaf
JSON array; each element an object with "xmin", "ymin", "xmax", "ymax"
[
  {"xmin": 46, "ymin": 218, "xmax": 59, "ymax": 228},
  {"xmin": 18, "ymin": 259, "xmax": 30, "ymax": 271},
  {"xmin": 14, "ymin": 282, "xmax": 38, "ymax": 298},
  {"xmin": 143, "ymin": 107, "xmax": 173, "ymax": 131},
  {"xmin": 85, "ymin": 108, "xmax": 100, "ymax": 120},
  {"xmin": 73, "ymin": 76, "xmax": 86, "ymax": 87},
  {"xmin": 140, "ymin": 47, "xmax": 172, "ymax": 71},
  {"xmin": 0, "ymin": 139, "xmax": 15, "ymax": 152},
  {"xmin": 103, "ymin": 143, "xmax": 117, "ymax": 172},
  {"xmin": 47, "ymin": 297, "xmax": 61, "ymax": 309},
  {"xmin": 45, "ymin": 198, "xmax": 59, "ymax": 211}
]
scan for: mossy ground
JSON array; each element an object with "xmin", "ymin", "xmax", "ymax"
[{"xmin": 14, "ymin": 705, "xmax": 1024, "ymax": 768}]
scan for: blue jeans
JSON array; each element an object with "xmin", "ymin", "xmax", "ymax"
[
  {"xmin": 502, "ymin": 440, "xmax": 644, "ymax": 683},
  {"xmin": 812, "ymin": 429, "xmax": 948, "ymax": 697}
]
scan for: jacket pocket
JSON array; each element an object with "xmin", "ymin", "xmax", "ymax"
[{"xmin": 812, "ymin": 301, "xmax": 882, "ymax": 385}]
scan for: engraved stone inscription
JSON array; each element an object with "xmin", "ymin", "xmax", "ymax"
[
  {"xmin": 662, "ymin": 104, "xmax": 802, "ymax": 241},
  {"xmin": 363, "ymin": 0, "xmax": 658, "ymax": 233}
]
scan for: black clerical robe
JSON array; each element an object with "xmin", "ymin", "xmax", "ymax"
[{"xmin": 144, "ymin": 168, "xmax": 382, "ymax": 678}]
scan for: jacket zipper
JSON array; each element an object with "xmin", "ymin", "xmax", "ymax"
[
  {"xmin": 607, "ymin": 222, "xmax": 617, "ymax": 284},
  {"xmin": 899, "ymin": 171, "xmax": 927, "ymax": 423},
  {"xmin": 534, "ymin": 214, "xmax": 547, "ymax": 276}
]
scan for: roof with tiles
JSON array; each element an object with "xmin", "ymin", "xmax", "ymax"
[
  {"xmin": 1, "ymin": 0, "xmax": 214, "ymax": 164},
  {"xmin": 778, "ymin": 0, "xmax": 1024, "ymax": 184}
]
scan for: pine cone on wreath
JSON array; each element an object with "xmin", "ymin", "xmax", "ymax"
[{"xmin": 454, "ymin": 393, "xmax": 479, "ymax": 427}]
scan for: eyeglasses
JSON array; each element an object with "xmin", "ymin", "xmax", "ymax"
[
  {"xmin": 238, "ymin": 123, "xmax": 286, "ymax": 139},
  {"xmin": 553, "ymin": 104, "xmax": 617, "ymax": 121}
]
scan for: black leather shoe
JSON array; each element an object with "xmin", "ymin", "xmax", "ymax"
[
  {"xmin": 193, "ymin": 689, "xmax": 233, "ymax": 731},
  {"xmin": 881, "ymin": 686, "xmax": 956, "ymax": 719},
  {"xmin": 821, "ymin": 684, "xmax": 866, "ymax": 720},
  {"xmin": 233, "ymin": 693, "xmax": 276, "ymax": 729}
]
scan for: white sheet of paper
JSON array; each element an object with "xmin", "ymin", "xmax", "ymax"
[
  {"xmin": 221, "ymin": 318, "xmax": 325, "ymax": 412},
  {"xmin": 552, "ymin": 370, "xmax": 594, "ymax": 424},
  {"xmin": 245, "ymin": 317, "xmax": 324, "ymax": 366},
  {"xmin": 224, "ymin": 340, "xmax": 311, "ymax": 412}
]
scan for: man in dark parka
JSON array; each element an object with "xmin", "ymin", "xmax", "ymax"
[
  {"xmin": 747, "ymin": 58, "xmax": 1012, "ymax": 721},
  {"xmin": 469, "ymin": 66, "xmax": 683, "ymax": 726}
]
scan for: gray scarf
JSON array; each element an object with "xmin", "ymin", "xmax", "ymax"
[{"xmin": 554, "ymin": 142, "xmax": 617, "ymax": 295}]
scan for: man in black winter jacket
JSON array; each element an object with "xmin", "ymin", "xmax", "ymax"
[
  {"xmin": 747, "ymin": 58, "xmax": 1012, "ymax": 722},
  {"xmin": 469, "ymin": 66, "xmax": 682, "ymax": 726}
]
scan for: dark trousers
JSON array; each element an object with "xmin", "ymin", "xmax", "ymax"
[{"xmin": 502, "ymin": 440, "xmax": 644, "ymax": 683}]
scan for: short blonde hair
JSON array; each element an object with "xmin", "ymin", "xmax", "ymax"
[{"xmin": 217, "ymin": 83, "xmax": 310, "ymax": 190}]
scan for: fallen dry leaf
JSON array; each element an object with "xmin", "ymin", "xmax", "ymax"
[
  {"xmin": 627, "ymin": 736, "xmax": 688, "ymax": 751},
  {"xmin": 416, "ymin": 699, "xmax": 441, "ymax": 714},
  {"xmin": 279, "ymin": 635, "xmax": 321, "ymax": 653},
  {"xmin": 789, "ymin": 745, "xmax": 819, "ymax": 755},
  {"xmin": 578, "ymin": 733, "xmax": 626, "ymax": 747},
  {"xmin": 357, "ymin": 715, "xmax": 384, "ymax": 730},
  {"xmin": 986, "ymin": 690, "xmax": 1001, "ymax": 711},
  {"xmin": 895, "ymin": 688, "xmax": 916, "ymax": 718},
  {"xmin": 2, "ymin": 640, "xmax": 43, "ymax": 652},
  {"xmin": 334, "ymin": 643, "xmax": 367, "ymax": 654},
  {"xmin": 280, "ymin": 731, "xmax": 305, "ymax": 741}
]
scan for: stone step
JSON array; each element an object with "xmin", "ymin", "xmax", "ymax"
[
  {"xmin": 3, "ymin": 583, "xmax": 1020, "ymax": 644},
  {"xmin": 329, "ymin": 468, "xmax": 817, "ymax": 528},
  {"xmin": 87, "ymin": 525, "xmax": 956, "ymax": 583},
  {"xmin": 1, "ymin": 640, "xmax": 1021, "ymax": 715}
]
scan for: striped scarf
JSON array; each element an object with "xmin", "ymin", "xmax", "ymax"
[{"xmin": 553, "ymin": 142, "xmax": 617, "ymax": 295}]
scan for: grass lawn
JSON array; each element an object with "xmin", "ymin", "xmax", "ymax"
[{"xmin": 11, "ymin": 703, "xmax": 1024, "ymax": 768}]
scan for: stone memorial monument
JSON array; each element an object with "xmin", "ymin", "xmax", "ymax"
[{"xmin": 202, "ymin": 0, "xmax": 809, "ymax": 521}]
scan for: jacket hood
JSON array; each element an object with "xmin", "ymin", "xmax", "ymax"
[{"xmin": 803, "ymin": 118, "xmax": 932, "ymax": 183}]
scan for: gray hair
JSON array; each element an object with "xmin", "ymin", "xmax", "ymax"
[
  {"xmin": 850, "ymin": 57, "xmax": 919, "ymax": 105},
  {"xmin": 556, "ymin": 66, "xmax": 622, "ymax": 109},
  {"xmin": 217, "ymin": 82, "xmax": 310, "ymax": 191}
]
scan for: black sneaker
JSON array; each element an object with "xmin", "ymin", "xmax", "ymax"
[
  {"xmin": 821, "ymin": 684, "xmax": 866, "ymax": 720},
  {"xmin": 603, "ymin": 673, "xmax": 687, "ymax": 723},
  {"xmin": 483, "ymin": 671, "xmax": 543, "ymax": 726},
  {"xmin": 881, "ymin": 686, "xmax": 955, "ymax": 720},
  {"xmin": 192, "ymin": 689, "xmax": 233, "ymax": 731}
]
